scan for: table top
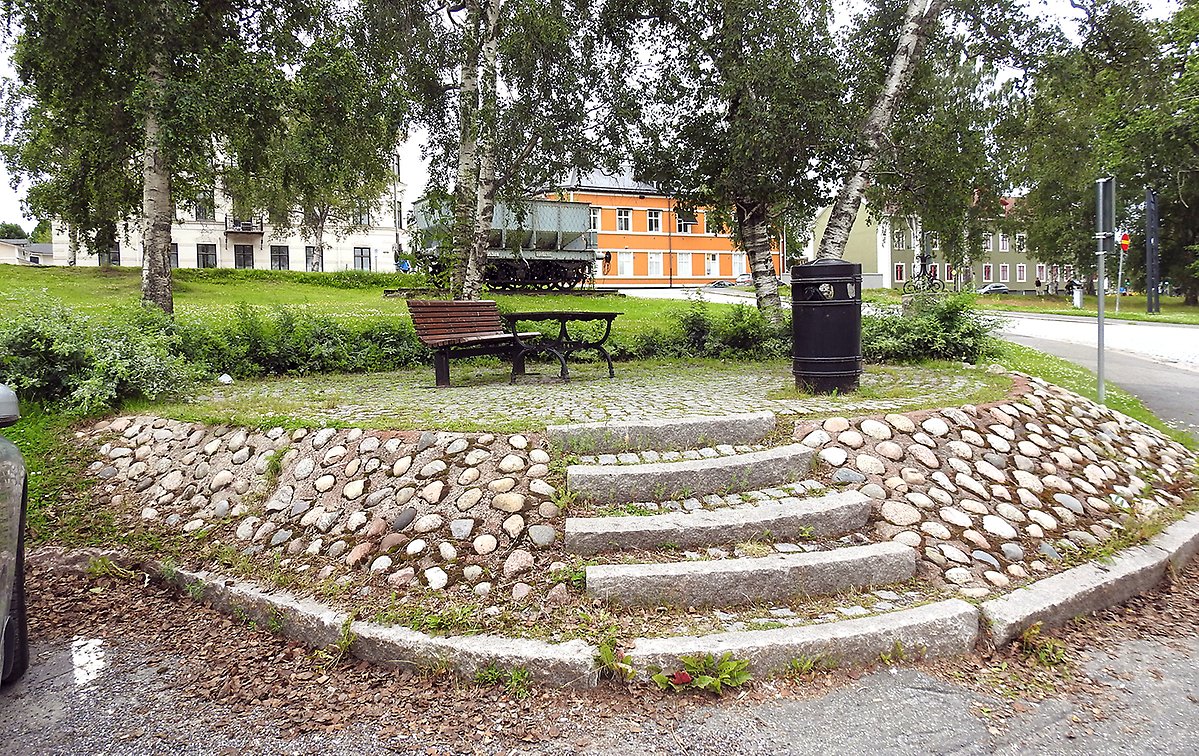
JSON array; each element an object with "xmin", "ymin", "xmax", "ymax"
[{"xmin": 502, "ymin": 311, "xmax": 622, "ymax": 322}]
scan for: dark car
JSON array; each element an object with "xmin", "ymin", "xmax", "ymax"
[{"xmin": 0, "ymin": 384, "xmax": 28, "ymax": 687}]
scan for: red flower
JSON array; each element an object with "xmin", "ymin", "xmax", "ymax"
[{"xmin": 669, "ymin": 671, "xmax": 693, "ymax": 686}]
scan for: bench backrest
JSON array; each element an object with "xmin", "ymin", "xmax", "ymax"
[{"xmin": 407, "ymin": 300, "xmax": 506, "ymax": 345}]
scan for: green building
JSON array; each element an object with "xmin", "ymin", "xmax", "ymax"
[{"xmin": 802, "ymin": 204, "xmax": 1073, "ymax": 294}]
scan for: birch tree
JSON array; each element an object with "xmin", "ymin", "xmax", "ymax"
[
  {"xmin": 624, "ymin": 0, "xmax": 851, "ymax": 323},
  {"xmin": 367, "ymin": 0, "xmax": 634, "ymax": 300},
  {"xmin": 816, "ymin": 0, "xmax": 947, "ymax": 261},
  {"xmin": 3, "ymin": 0, "xmax": 321, "ymax": 313}
]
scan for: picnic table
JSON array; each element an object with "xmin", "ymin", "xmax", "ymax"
[{"xmin": 501, "ymin": 311, "xmax": 622, "ymax": 384}]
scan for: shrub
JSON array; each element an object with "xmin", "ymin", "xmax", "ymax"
[
  {"xmin": 862, "ymin": 292, "xmax": 999, "ymax": 364},
  {"xmin": 0, "ymin": 302, "xmax": 198, "ymax": 413},
  {"xmin": 173, "ymin": 267, "xmax": 426, "ymax": 290}
]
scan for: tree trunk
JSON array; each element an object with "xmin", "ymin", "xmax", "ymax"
[
  {"xmin": 140, "ymin": 59, "xmax": 174, "ymax": 314},
  {"xmin": 67, "ymin": 227, "xmax": 78, "ymax": 266},
  {"xmin": 314, "ymin": 213, "xmax": 327, "ymax": 272},
  {"xmin": 816, "ymin": 0, "xmax": 946, "ymax": 261},
  {"xmin": 451, "ymin": 0, "xmax": 483, "ymax": 298},
  {"xmin": 461, "ymin": 0, "xmax": 501, "ymax": 301},
  {"xmin": 735, "ymin": 199, "xmax": 783, "ymax": 325}
]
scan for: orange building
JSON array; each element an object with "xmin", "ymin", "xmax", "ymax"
[{"xmin": 550, "ymin": 172, "xmax": 782, "ymax": 286}]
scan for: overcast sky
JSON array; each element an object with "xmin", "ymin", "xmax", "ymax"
[{"xmin": 0, "ymin": 0, "xmax": 1179, "ymax": 233}]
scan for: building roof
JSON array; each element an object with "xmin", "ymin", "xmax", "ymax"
[{"xmin": 558, "ymin": 169, "xmax": 660, "ymax": 196}]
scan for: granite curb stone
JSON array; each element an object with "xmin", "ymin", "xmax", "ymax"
[{"xmin": 626, "ymin": 599, "xmax": 979, "ymax": 676}]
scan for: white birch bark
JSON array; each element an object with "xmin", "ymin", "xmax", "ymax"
[
  {"xmin": 816, "ymin": 0, "xmax": 947, "ymax": 261},
  {"xmin": 140, "ymin": 58, "xmax": 174, "ymax": 314},
  {"xmin": 461, "ymin": 0, "xmax": 500, "ymax": 301},
  {"xmin": 736, "ymin": 200, "xmax": 783, "ymax": 324},
  {"xmin": 451, "ymin": 0, "xmax": 482, "ymax": 298}
]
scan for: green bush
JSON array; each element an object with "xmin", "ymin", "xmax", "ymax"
[
  {"xmin": 862, "ymin": 292, "xmax": 999, "ymax": 364},
  {"xmin": 0, "ymin": 299, "xmax": 426, "ymax": 410},
  {"xmin": 0, "ymin": 302, "xmax": 198, "ymax": 413},
  {"xmin": 177, "ymin": 305, "xmax": 425, "ymax": 378},
  {"xmin": 173, "ymin": 267, "xmax": 427, "ymax": 290}
]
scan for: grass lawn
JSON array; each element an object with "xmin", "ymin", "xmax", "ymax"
[
  {"xmin": 0, "ymin": 264, "xmax": 738, "ymax": 338},
  {"xmin": 862, "ymin": 285, "xmax": 1199, "ymax": 325}
]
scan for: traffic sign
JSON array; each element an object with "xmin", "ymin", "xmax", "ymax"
[{"xmin": 1120, "ymin": 233, "xmax": 1130, "ymax": 252}]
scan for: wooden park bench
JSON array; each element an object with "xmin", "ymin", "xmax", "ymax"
[{"xmin": 407, "ymin": 300, "xmax": 539, "ymax": 387}]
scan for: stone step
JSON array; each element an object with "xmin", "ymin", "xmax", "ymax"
[
  {"xmin": 547, "ymin": 412, "xmax": 777, "ymax": 454},
  {"xmin": 585, "ymin": 542, "xmax": 916, "ymax": 608},
  {"xmin": 625, "ymin": 599, "xmax": 979, "ymax": 677},
  {"xmin": 564, "ymin": 490, "xmax": 871, "ymax": 556},
  {"xmin": 566, "ymin": 443, "xmax": 815, "ymax": 504},
  {"xmin": 574, "ymin": 443, "xmax": 767, "ymax": 466}
]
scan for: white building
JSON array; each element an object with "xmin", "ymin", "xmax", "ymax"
[
  {"xmin": 48, "ymin": 180, "xmax": 409, "ymax": 273},
  {"xmin": 0, "ymin": 238, "xmax": 56, "ymax": 266}
]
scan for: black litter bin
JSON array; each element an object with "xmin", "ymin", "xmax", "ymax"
[{"xmin": 792, "ymin": 259, "xmax": 862, "ymax": 393}]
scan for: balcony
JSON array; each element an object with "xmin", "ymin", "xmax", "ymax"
[{"xmin": 225, "ymin": 215, "xmax": 264, "ymax": 234}]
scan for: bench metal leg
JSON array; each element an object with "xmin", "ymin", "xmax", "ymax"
[{"xmin": 434, "ymin": 350, "xmax": 451, "ymax": 388}]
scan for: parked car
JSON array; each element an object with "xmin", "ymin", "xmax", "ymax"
[
  {"xmin": 976, "ymin": 283, "xmax": 1009, "ymax": 295},
  {"xmin": 734, "ymin": 273, "xmax": 753, "ymax": 286},
  {"xmin": 708, "ymin": 280, "xmax": 735, "ymax": 288},
  {"xmin": 0, "ymin": 384, "xmax": 28, "ymax": 687}
]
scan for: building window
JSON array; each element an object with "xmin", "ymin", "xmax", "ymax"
[
  {"xmin": 677, "ymin": 252, "xmax": 691, "ymax": 277},
  {"xmin": 234, "ymin": 244, "xmax": 254, "ymax": 269},
  {"xmin": 617, "ymin": 251, "xmax": 632, "ymax": 276},
  {"xmin": 353, "ymin": 207, "xmax": 372, "ymax": 226},
  {"xmin": 1036, "ymin": 263, "xmax": 1047, "ymax": 282},
  {"xmin": 929, "ymin": 232, "xmax": 940, "ymax": 251},
  {"xmin": 28, "ymin": 254, "xmax": 40, "ymax": 265},
  {"xmin": 893, "ymin": 230, "xmax": 906, "ymax": 250},
  {"xmin": 194, "ymin": 198, "xmax": 214, "ymax": 222},
  {"xmin": 705, "ymin": 253, "xmax": 718, "ymax": 276},
  {"xmin": 353, "ymin": 247, "xmax": 371, "ymax": 271},
  {"xmin": 588, "ymin": 207, "xmax": 601, "ymax": 231},
  {"xmin": 677, "ymin": 210, "xmax": 697, "ymax": 234},
  {"xmin": 999, "ymin": 234, "xmax": 1010, "ymax": 252},
  {"xmin": 647, "ymin": 210, "xmax": 661, "ymax": 233},
  {"xmin": 616, "ymin": 208, "xmax": 631, "ymax": 232},
  {"xmin": 1015, "ymin": 233, "xmax": 1026, "ymax": 252},
  {"xmin": 98, "ymin": 245, "xmax": 120, "ymax": 266},
  {"xmin": 306, "ymin": 246, "xmax": 322, "ymax": 272},
  {"xmin": 1000, "ymin": 263, "xmax": 1010, "ymax": 282},
  {"xmin": 732, "ymin": 253, "xmax": 747, "ymax": 276},
  {"xmin": 1016, "ymin": 263, "xmax": 1027, "ymax": 283},
  {"xmin": 647, "ymin": 252, "xmax": 663, "ymax": 277},
  {"xmin": 894, "ymin": 263, "xmax": 905, "ymax": 282},
  {"xmin": 270, "ymin": 245, "xmax": 289, "ymax": 271},
  {"xmin": 197, "ymin": 244, "xmax": 217, "ymax": 268},
  {"xmin": 982, "ymin": 263, "xmax": 993, "ymax": 282},
  {"xmin": 929, "ymin": 263, "xmax": 939, "ymax": 280},
  {"xmin": 169, "ymin": 243, "xmax": 179, "ymax": 269}
]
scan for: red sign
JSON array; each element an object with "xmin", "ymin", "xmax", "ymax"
[{"xmin": 1120, "ymin": 233, "xmax": 1131, "ymax": 252}]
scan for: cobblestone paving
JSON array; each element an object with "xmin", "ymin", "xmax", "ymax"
[{"xmin": 179, "ymin": 362, "xmax": 987, "ymax": 431}]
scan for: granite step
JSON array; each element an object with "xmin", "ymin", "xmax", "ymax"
[
  {"xmin": 566, "ymin": 443, "xmax": 815, "ymax": 504},
  {"xmin": 547, "ymin": 412, "xmax": 777, "ymax": 454},
  {"xmin": 585, "ymin": 541, "xmax": 916, "ymax": 608},
  {"xmin": 565, "ymin": 490, "xmax": 871, "ymax": 556}
]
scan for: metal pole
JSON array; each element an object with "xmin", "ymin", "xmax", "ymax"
[
  {"xmin": 1095, "ymin": 177, "xmax": 1113, "ymax": 405},
  {"xmin": 1115, "ymin": 246, "xmax": 1124, "ymax": 313}
]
